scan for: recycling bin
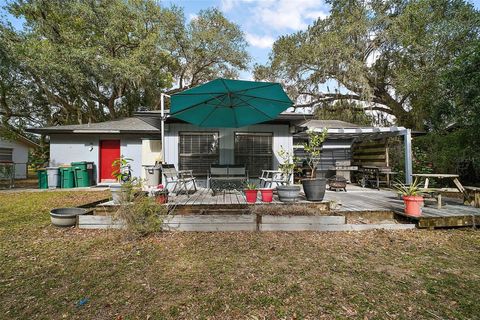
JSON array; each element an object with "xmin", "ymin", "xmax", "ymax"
[
  {"xmin": 71, "ymin": 161, "xmax": 95, "ymax": 187},
  {"xmin": 46, "ymin": 167, "xmax": 60, "ymax": 189},
  {"xmin": 37, "ymin": 169, "xmax": 48, "ymax": 189},
  {"xmin": 60, "ymin": 166, "xmax": 75, "ymax": 188}
]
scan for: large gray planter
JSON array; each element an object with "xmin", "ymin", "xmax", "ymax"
[
  {"xmin": 276, "ymin": 185, "xmax": 301, "ymax": 202},
  {"xmin": 50, "ymin": 208, "xmax": 88, "ymax": 227},
  {"xmin": 302, "ymin": 178, "xmax": 327, "ymax": 201}
]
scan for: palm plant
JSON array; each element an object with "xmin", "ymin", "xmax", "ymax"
[{"xmin": 393, "ymin": 178, "xmax": 425, "ymax": 196}]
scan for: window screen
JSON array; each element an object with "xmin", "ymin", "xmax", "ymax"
[
  {"xmin": 179, "ymin": 132, "xmax": 219, "ymax": 176},
  {"xmin": 0, "ymin": 148, "xmax": 13, "ymax": 162},
  {"xmin": 234, "ymin": 132, "xmax": 273, "ymax": 177}
]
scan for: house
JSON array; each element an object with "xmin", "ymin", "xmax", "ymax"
[
  {"xmin": 28, "ymin": 117, "xmax": 161, "ymax": 184},
  {"xmin": 28, "ymin": 113, "xmax": 310, "ymax": 184},
  {"xmin": 0, "ymin": 134, "xmax": 39, "ymax": 179},
  {"xmin": 27, "ymin": 112, "xmax": 415, "ymax": 185}
]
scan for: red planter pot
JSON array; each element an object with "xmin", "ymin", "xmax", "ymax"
[
  {"xmin": 154, "ymin": 191, "xmax": 168, "ymax": 204},
  {"xmin": 244, "ymin": 189, "xmax": 258, "ymax": 203},
  {"xmin": 403, "ymin": 195, "xmax": 424, "ymax": 216},
  {"xmin": 260, "ymin": 188, "xmax": 273, "ymax": 202}
]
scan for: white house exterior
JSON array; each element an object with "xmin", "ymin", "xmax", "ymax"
[
  {"xmin": 0, "ymin": 135, "xmax": 39, "ymax": 179},
  {"xmin": 28, "ymin": 113, "xmax": 308, "ymax": 185},
  {"xmin": 28, "ymin": 118, "xmax": 161, "ymax": 184}
]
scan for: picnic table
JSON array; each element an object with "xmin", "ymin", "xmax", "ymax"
[
  {"xmin": 358, "ymin": 166, "xmax": 397, "ymax": 189},
  {"xmin": 411, "ymin": 173, "xmax": 466, "ymax": 193},
  {"xmin": 412, "ymin": 173, "xmax": 466, "ymax": 209}
]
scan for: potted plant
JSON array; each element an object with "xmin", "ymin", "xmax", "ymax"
[
  {"xmin": 259, "ymin": 187, "xmax": 273, "ymax": 203},
  {"xmin": 244, "ymin": 182, "xmax": 259, "ymax": 203},
  {"xmin": 276, "ymin": 146, "xmax": 301, "ymax": 202},
  {"xmin": 153, "ymin": 184, "xmax": 169, "ymax": 204},
  {"xmin": 393, "ymin": 178, "xmax": 425, "ymax": 217},
  {"xmin": 111, "ymin": 155, "xmax": 134, "ymax": 204},
  {"xmin": 302, "ymin": 128, "xmax": 328, "ymax": 201}
]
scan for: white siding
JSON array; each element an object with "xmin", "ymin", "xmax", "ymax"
[
  {"xmin": 0, "ymin": 138, "xmax": 30, "ymax": 179},
  {"xmin": 49, "ymin": 134, "xmax": 157, "ymax": 183},
  {"xmin": 164, "ymin": 123, "xmax": 292, "ymax": 170}
]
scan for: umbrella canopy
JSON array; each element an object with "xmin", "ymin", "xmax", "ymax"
[{"xmin": 170, "ymin": 78, "xmax": 293, "ymax": 128}]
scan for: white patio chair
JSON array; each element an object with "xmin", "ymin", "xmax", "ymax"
[{"xmin": 160, "ymin": 164, "xmax": 197, "ymax": 197}]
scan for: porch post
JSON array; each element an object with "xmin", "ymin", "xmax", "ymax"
[
  {"xmin": 160, "ymin": 93, "xmax": 165, "ymax": 164},
  {"xmin": 403, "ymin": 129, "xmax": 413, "ymax": 185}
]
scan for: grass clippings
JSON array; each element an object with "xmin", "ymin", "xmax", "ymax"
[{"xmin": 1, "ymin": 191, "xmax": 479, "ymax": 319}]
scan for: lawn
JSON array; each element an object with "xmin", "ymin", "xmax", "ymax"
[{"xmin": 1, "ymin": 191, "xmax": 479, "ymax": 319}]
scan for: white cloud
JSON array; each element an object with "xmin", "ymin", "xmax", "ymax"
[
  {"xmin": 187, "ymin": 13, "xmax": 198, "ymax": 22},
  {"xmin": 245, "ymin": 33, "xmax": 275, "ymax": 49},
  {"xmin": 221, "ymin": 0, "xmax": 329, "ymax": 31}
]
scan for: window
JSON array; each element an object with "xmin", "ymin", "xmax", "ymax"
[
  {"xmin": 234, "ymin": 132, "xmax": 273, "ymax": 177},
  {"xmin": 0, "ymin": 148, "xmax": 13, "ymax": 162},
  {"xmin": 179, "ymin": 132, "xmax": 219, "ymax": 176}
]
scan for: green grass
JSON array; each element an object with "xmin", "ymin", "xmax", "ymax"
[{"xmin": 1, "ymin": 191, "xmax": 480, "ymax": 319}]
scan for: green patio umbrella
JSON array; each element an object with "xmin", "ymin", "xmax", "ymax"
[{"xmin": 170, "ymin": 78, "xmax": 293, "ymax": 128}]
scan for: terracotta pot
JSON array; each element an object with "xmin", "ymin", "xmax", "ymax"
[
  {"xmin": 260, "ymin": 188, "xmax": 273, "ymax": 202},
  {"xmin": 403, "ymin": 195, "xmax": 424, "ymax": 217},
  {"xmin": 244, "ymin": 189, "xmax": 258, "ymax": 203}
]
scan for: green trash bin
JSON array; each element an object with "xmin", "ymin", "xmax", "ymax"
[
  {"xmin": 37, "ymin": 169, "xmax": 48, "ymax": 189},
  {"xmin": 60, "ymin": 167, "xmax": 75, "ymax": 188},
  {"xmin": 71, "ymin": 161, "xmax": 94, "ymax": 187}
]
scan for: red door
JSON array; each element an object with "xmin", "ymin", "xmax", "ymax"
[{"xmin": 99, "ymin": 140, "xmax": 120, "ymax": 182}]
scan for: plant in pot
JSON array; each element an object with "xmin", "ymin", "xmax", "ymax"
[
  {"xmin": 153, "ymin": 184, "xmax": 169, "ymax": 204},
  {"xmin": 393, "ymin": 178, "xmax": 425, "ymax": 217},
  {"xmin": 110, "ymin": 156, "xmax": 134, "ymax": 204},
  {"xmin": 276, "ymin": 146, "xmax": 301, "ymax": 202},
  {"xmin": 244, "ymin": 182, "xmax": 259, "ymax": 203},
  {"xmin": 259, "ymin": 186, "xmax": 273, "ymax": 203},
  {"xmin": 302, "ymin": 128, "xmax": 328, "ymax": 201}
]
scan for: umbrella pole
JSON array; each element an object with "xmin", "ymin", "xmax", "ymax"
[{"xmin": 161, "ymin": 93, "xmax": 170, "ymax": 165}]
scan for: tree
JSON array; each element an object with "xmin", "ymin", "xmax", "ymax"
[
  {"xmin": 161, "ymin": 7, "xmax": 250, "ymax": 94},
  {"xmin": 314, "ymin": 100, "xmax": 377, "ymax": 126},
  {"xmin": 1, "ymin": 0, "xmax": 249, "ymax": 128},
  {"xmin": 254, "ymin": 0, "xmax": 480, "ymax": 129}
]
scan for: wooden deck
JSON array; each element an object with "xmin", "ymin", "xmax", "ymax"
[{"xmin": 168, "ymin": 185, "xmax": 480, "ymax": 228}]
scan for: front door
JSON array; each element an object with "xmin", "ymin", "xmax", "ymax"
[{"xmin": 99, "ymin": 140, "xmax": 120, "ymax": 182}]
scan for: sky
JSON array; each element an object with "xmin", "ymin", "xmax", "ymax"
[{"xmin": 1, "ymin": 0, "xmax": 480, "ymax": 80}]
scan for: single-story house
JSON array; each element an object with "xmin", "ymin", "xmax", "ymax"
[
  {"xmin": 0, "ymin": 134, "xmax": 39, "ymax": 179},
  {"xmin": 28, "ymin": 112, "xmax": 310, "ymax": 184},
  {"xmin": 28, "ymin": 112, "xmax": 414, "ymax": 185}
]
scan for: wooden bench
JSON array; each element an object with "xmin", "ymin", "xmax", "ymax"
[
  {"xmin": 464, "ymin": 186, "xmax": 480, "ymax": 208},
  {"xmin": 208, "ymin": 165, "xmax": 248, "ymax": 196}
]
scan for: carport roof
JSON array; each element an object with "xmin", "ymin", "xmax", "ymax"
[{"xmin": 298, "ymin": 119, "xmax": 407, "ymax": 141}]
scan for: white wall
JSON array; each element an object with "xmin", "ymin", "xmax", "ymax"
[
  {"xmin": 49, "ymin": 133, "xmax": 158, "ymax": 183},
  {"xmin": 164, "ymin": 123, "xmax": 293, "ymax": 170},
  {"xmin": 0, "ymin": 138, "xmax": 30, "ymax": 179}
]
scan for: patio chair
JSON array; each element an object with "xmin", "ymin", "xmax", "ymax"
[
  {"xmin": 160, "ymin": 164, "xmax": 197, "ymax": 196},
  {"xmin": 260, "ymin": 170, "xmax": 290, "ymax": 188}
]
